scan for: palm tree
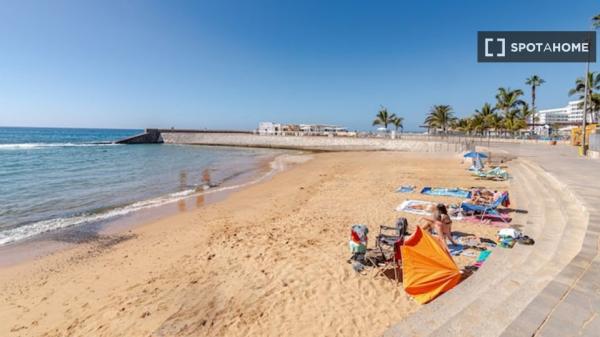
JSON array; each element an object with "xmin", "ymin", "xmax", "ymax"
[
  {"xmin": 452, "ymin": 118, "xmax": 470, "ymax": 133},
  {"xmin": 486, "ymin": 113, "xmax": 504, "ymax": 137},
  {"xmin": 591, "ymin": 93, "xmax": 600, "ymax": 113},
  {"xmin": 424, "ymin": 105, "xmax": 457, "ymax": 134},
  {"xmin": 495, "ymin": 88, "xmax": 526, "ymax": 130},
  {"xmin": 593, "ymin": 13, "xmax": 600, "ymax": 28},
  {"xmin": 372, "ymin": 106, "xmax": 396, "ymax": 130},
  {"xmin": 525, "ymin": 75, "xmax": 545, "ymax": 134},
  {"xmin": 520, "ymin": 103, "xmax": 536, "ymax": 129},
  {"xmin": 503, "ymin": 109, "xmax": 527, "ymax": 136},
  {"xmin": 469, "ymin": 115, "xmax": 486, "ymax": 135},
  {"xmin": 391, "ymin": 116, "xmax": 404, "ymax": 132},
  {"xmin": 474, "ymin": 103, "xmax": 497, "ymax": 136},
  {"xmin": 569, "ymin": 72, "xmax": 600, "ymax": 122}
]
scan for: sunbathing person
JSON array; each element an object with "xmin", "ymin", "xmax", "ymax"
[
  {"xmin": 409, "ymin": 203, "xmax": 434, "ymax": 211},
  {"xmin": 417, "ymin": 203, "xmax": 457, "ymax": 247},
  {"xmin": 468, "ymin": 189, "xmax": 497, "ymax": 205}
]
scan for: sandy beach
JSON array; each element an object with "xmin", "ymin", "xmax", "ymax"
[{"xmin": 1, "ymin": 151, "xmax": 509, "ymax": 337}]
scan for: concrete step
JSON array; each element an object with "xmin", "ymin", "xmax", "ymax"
[
  {"xmin": 384, "ymin": 160, "xmax": 545, "ymax": 336},
  {"xmin": 498, "ymin": 162, "xmax": 592, "ymax": 337},
  {"xmin": 428, "ymin": 160, "xmax": 586, "ymax": 336},
  {"xmin": 462, "ymin": 161, "xmax": 575, "ymax": 335},
  {"xmin": 426, "ymin": 160, "xmax": 567, "ymax": 336},
  {"xmin": 385, "ymin": 158, "xmax": 584, "ymax": 337}
]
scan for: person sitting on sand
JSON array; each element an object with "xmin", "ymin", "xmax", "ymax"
[{"xmin": 418, "ymin": 203, "xmax": 457, "ymax": 247}]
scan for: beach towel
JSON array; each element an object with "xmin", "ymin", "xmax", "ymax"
[
  {"xmin": 473, "ymin": 250, "xmax": 492, "ymax": 267},
  {"xmin": 462, "ymin": 215, "xmax": 511, "ymax": 227},
  {"xmin": 420, "ymin": 187, "xmax": 472, "ymax": 199},
  {"xmin": 447, "ymin": 244, "xmax": 464, "ymax": 256},
  {"xmin": 461, "ymin": 250, "xmax": 478, "ymax": 257},
  {"xmin": 396, "ymin": 185, "xmax": 415, "ymax": 193},
  {"xmin": 396, "ymin": 200, "xmax": 463, "ymax": 220}
]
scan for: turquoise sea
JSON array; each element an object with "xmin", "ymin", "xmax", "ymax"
[{"xmin": 0, "ymin": 127, "xmax": 277, "ymax": 245}]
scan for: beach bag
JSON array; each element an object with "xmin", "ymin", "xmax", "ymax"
[
  {"xmin": 349, "ymin": 224, "xmax": 368, "ymax": 253},
  {"xmin": 502, "ymin": 192, "xmax": 511, "ymax": 207},
  {"xmin": 498, "ymin": 228, "xmax": 522, "ymax": 239}
]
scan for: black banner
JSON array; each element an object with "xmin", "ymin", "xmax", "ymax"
[{"xmin": 477, "ymin": 31, "xmax": 596, "ymax": 63}]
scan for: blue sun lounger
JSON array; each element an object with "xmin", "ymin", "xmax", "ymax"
[{"xmin": 461, "ymin": 192, "xmax": 509, "ymax": 223}]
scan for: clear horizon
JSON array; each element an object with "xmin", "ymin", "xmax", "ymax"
[{"xmin": 1, "ymin": 0, "xmax": 598, "ymax": 132}]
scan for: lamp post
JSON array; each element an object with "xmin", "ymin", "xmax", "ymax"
[
  {"xmin": 581, "ymin": 60, "xmax": 589, "ymax": 155},
  {"xmin": 580, "ymin": 28, "xmax": 593, "ymax": 156}
]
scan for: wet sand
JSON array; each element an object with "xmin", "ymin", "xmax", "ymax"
[{"xmin": 0, "ymin": 151, "xmax": 509, "ymax": 337}]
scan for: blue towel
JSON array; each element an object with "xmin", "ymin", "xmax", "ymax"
[
  {"xmin": 447, "ymin": 244, "xmax": 464, "ymax": 256},
  {"xmin": 396, "ymin": 185, "xmax": 415, "ymax": 193},
  {"xmin": 421, "ymin": 187, "xmax": 472, "ymax": 198}
]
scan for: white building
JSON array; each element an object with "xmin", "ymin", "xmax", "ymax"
[
  {"xmin": 530, "ymin": 100, "xmax": 595, "ymax": 135},
  {"xmin": 257, "ymin": 122, "xmax": 280, "ymax": 135},
  {"xmin": 299, "ymin": 124, "xmax": 348, "ymax": 133},
  {"xmin": 531, "ymin": 107, "xmax": 569, "ymax": 125},
  {"xmin": 257, "ymin": 122, "xmax": 348, "ymax": 135},
  {"xmin": 565, "ymin": 100, "xmax": 587, "ymax": 123}
]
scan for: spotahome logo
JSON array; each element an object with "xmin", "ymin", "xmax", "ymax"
[{"xmin": 478, "ymin": 31, "xmax": 596, "ymax": 62}]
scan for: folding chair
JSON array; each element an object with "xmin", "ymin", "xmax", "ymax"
[{"xmin": 374, "ymin": 217, "xmax": 409, "ymax": 282}]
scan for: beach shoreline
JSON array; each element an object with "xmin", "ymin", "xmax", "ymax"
[
  {"xmin": 1, "ymin": 151, "xmax": 510, "ymax": 337},
  {"xmin": 0, "ymin": 149, "xmax": 303, "ymax": 268}
]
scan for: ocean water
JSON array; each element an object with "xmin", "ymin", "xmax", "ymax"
[{"xmin": 0, "ymin": 127, "xmax": 278, "ymax": 245}]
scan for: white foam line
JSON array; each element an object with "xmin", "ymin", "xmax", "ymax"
[
  {"xmin": 0, "ymin": 153, "xmax": 294, "ymax": 246},
  {"xmin": 0, "ymin": 143, "xmax": 120, "ymax": 150}
]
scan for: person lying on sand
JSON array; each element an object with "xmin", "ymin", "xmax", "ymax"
[
  {"xmin": 468, "ymin": 189, "xmax": 499, "ymax": 205},
  {"xmin": 410, "ymin": 203, "xmax": 433, "ymax": 211},
  {"xmin": 417, "ymin": 203, "xmax": 457, "ymax": 247}
]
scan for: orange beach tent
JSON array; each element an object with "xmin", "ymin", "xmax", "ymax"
[{"xmin": 401, "ymin": 226, "xmax": 461, "ymax": 304}]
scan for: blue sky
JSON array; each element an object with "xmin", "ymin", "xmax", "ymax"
[{"xmin": 0, "ymin": 0, "xmax": 598, "ymax": 131}]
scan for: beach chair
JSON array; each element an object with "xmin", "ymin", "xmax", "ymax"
[
  {"xmin": 461, "ymin": 192, "xmax": 509, "ymax": 223},
  {"xmin": 374, "ymin": 217, "xmax": 408, "ymax": 282},
  {"xmin": 473, "ymin": 167, "xmax": 509, "ymax": 181}
]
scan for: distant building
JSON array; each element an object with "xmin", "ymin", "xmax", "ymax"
[
  {"xmin": 257, "ymin": 122, "xmax": 348, "ymax": 135},
  {"xmin": 257, "ymin": 122, "xmax": 278, "ymax": 135},
  {"xmin": 299, "ymin": 124, "xmax": 348, "ymax": 133},
  {"xmin": 530, "ymin": 100, "xmax": 595, "ymax": 135}
]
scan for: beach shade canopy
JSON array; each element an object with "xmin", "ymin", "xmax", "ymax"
[
  {"xmin": 401, "ymin": 226, "xmax": 461, "ymax": 304},
  {"xmin": 463, "ymin": 151, "xmax": 488, "ymax": 159}
]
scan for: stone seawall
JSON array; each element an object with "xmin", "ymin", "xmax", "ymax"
[
  {"xmin": 115, "ymin": 129, "xmax": 163, "ymax": 144},
  {"xmin": 160, "ymin": 132, "xmax": 470, "ymax": 152}
]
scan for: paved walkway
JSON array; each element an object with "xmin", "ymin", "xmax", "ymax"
[{"xmin": 486, "ymin": 144, "xmax": 600, "ymax": 337}]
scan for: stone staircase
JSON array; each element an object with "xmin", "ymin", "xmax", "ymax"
[{"xmin": 384, "ymin": 158, "xmax": 589, "ymax": 337}]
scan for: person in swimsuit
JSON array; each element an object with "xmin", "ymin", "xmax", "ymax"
[{"xmin": 418, "ymin": 203, "xmax": 457, "ymax": 246}]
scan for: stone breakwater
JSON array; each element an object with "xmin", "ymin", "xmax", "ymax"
[{"xmin": 157, "ymin": 131, "xmax": 471, "ymax": 152}]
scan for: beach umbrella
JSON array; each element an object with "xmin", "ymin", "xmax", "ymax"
[
  {"xmin": 463, "ymin": 151, "xmax": 488, "ymax": 159},
  {"xmin": 401, "ymin": 226, "xmax": 461, "ymax": 304}
]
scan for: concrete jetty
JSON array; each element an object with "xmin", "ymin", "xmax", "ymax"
[{"xmin": 115, "ymin": 129, "xmax": 472, "ymax": 152}]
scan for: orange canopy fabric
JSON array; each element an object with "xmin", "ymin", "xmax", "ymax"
[{"xmin": 401, "ymin": 226, "xmax": 461, "ymax": 304}]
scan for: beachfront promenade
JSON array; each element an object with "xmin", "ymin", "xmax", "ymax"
[
  {"xmin": 385, "ymin": 144, "xmax": 599, "ymax": 337},
  {"xmin": 495, "ymin": 144, "xmax": 600, "ymax": 337}
]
